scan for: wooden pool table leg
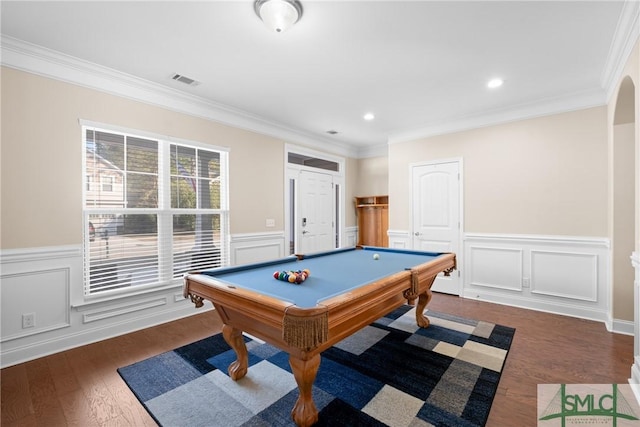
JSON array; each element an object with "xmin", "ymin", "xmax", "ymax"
[
  {"xmin": 289, "ymin": 354, "xmax": 320, "ymax": 427},
  {"xmin": 222, "ymin": 324, "xmax": 248, "ymax": 380},
  {"xmin": 415, "ymin": 289, "xmax": 432, "ymax": 328}
]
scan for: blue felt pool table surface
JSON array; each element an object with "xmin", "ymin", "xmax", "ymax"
[{"xmin": 196, "ymin": 246, "xmax": 446, "ymax": 308}]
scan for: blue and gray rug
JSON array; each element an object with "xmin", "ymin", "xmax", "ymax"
[{"xmin": 118, "ymin": 305, "xmax": 515, "ymax": 427}]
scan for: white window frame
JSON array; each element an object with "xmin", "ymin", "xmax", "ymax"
[{"xmin": 81, "ymin": 121, "xmax": 230, "ymax": 301}]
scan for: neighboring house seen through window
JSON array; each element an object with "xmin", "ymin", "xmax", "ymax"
[
  {"xmin": 101, "ymin": 176, "xmax": 114, "ymax": 192},
  {"xmin": 83, "ymin": 125, "xmax": 229, "ymax": 296}
]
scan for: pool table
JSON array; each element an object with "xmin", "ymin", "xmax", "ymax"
[{"xmin": 183, "ymin": 246, "xmax": 456, "ymax": 427}]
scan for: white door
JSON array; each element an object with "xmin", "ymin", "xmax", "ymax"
[
  {"xmin": 298, "ymin": 170, "xmax": 335, "ymax": 253},
  {"xmin": 411, "ymin": 161, "xmax": 461, "ymax": 294}
]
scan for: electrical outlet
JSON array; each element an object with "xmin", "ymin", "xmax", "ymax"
[
  {"xmin": 22, "ymin": 313, "xmax": 35, "ymax": 329},
  {"xmin": 265, "ymin": 218, "xmax": 275, "ymax": 227},
  {"xmin": 523, "ymin": 278, "xmax": 530, "ymax": 288}
]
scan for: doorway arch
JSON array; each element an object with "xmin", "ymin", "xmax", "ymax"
[{"xmin": 612, "ymin": 76, "xmax": 636, "ymax": 333}]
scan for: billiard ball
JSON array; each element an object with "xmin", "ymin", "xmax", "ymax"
[{"xmin": 373, "ymin": 253, "xmax": 380, "ymax": 260}]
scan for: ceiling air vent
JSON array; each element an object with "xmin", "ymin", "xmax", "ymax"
[{"xmin": 171, "ymin": 73, "xmax": 200, "ymax": 86}]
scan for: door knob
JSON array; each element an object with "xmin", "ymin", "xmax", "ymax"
[{"xmin": 414, "ymin": 232, "xmax": 421, "ymax": 236}]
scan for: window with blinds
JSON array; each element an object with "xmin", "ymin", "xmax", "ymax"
[{"xmin": 83, "ymin": 125, "xmax": 229, "ymax": 296}]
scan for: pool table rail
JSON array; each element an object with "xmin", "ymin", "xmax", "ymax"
[{"xmin": 183, "ymin": 273, "xmax": 323, "ymax": 358}]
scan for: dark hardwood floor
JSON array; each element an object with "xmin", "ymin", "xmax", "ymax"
[{"xmin": 1, "ymin": 294, "xmax": 634, "ymax": 426}]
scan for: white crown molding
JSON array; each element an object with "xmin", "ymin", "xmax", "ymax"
[
  {"xmin": 0, "ymin": 36, "xmax": 358, "ymax": 159},
  {"xmin": 602, "ymin": 0, "xmax": 640, "ymax": 103},
  {"xmin": 355, "ymin": 142, "xmax": 388, "ymax": 159},
  {"xmin": 387, "ymin": 87, "xmax": 607, "ymax": 144}
]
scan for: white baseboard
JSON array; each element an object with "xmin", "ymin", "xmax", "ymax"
[
  {"xmin": 461, "ymin": 288, "xmax": 610, "ymax": 323},
  {"xmin": 611, "ymin": 318, "xmax": 635, "ymax": 335}
]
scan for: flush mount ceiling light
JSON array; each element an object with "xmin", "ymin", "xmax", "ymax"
[
  {"xmin": 487, "ymin": 78, "xmax": 504, "ymax": 89},
  {"xmin": 254, "ymin": 0, "xmax": 303, "ymax": 33},
  {"xmin": 363, "ymin": 113, "xmax": 375, "ymax": 121}
]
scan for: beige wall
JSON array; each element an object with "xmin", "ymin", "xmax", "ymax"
[
  {"xmin": 389, "ymin": 107, "xmax": 609, "ymax": 236},
  {"xmin": 612, "ymin": 123, "xmax": 635, "ymax": 321},
  {"xmin": 0, "ymin": 67, "xmax": 299, "ymax": 249},
  {"xmin": 355, "ymin": 156, "xmax": 389, "ymax": 197}
]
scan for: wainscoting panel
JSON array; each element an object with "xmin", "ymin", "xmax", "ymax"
[
  {"xmin": 388, "ymin": 230, "xmax": 410, "ymax": 249},
  {"xmin": 344, "ymin": 226, "xmax": 357, "ymax": 247},
  {"xmin": 229, "ymin": 230, "xmax": 363, "ymax": 265},
  {"xmin": 530, "ymin": 250, "xmax": 598, "ymax": 302},
  {"xmin": 230, "ymin": 232, "xmax": 286, "ymax": 265},
  {"xmin": 468, "ymin": 246, "xmax": 523, "ymax": 292},
  {"xmin": 0, "ymin": 233, "xmax": 618, "ymax": 366},
  {"xmin": 80, "ymin": 297, "xmax": 169, "ymax": 324},
  {"xmin": 464, "ymin": 233, "xmax": 610, "ymax": 325},
  {"xmin": 1, "ymin": 267, "xmax": 71, "ymax": 341},
  {"xmin": 0, "ymin": 245, "xmax": 204, "ymax": 368},
  {"xmin": 349, "ymin": 229, "xmax": 615, "ymax": 328}
]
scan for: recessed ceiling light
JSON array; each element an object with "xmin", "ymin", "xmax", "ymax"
[
  {"xmin": 363, "ymin": 113, "xmax": 375, "ymax": 121},
  {"xmin": 487, "ymin": 78, "xmax": 504, "ymax": 89}
]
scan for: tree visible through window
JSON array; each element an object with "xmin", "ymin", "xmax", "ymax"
[{"xmin": 83, "ymin": 126, "xmax": 229, "ymax": 296}]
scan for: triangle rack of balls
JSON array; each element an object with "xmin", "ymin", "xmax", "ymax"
[{"xmin": 273, "ymin": 269, "xmax": 310, "ymax": 285}]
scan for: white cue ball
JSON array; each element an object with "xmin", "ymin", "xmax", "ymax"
[{"xmin": 373, "ymin": 253, "xmax": 380, "ymax": 260}]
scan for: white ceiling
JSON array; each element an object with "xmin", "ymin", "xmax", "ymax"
[{"xmin": 0, "ymin": 1, "xmax": 634, "ymax": 157}]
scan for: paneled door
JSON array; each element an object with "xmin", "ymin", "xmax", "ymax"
[
  {"xmin": 298, "ymin": 170, "xmax": 335, "ymax": 254},
  {"xmin": 411, "ymin": 160, "xmax": 461, "ymax": 294}
]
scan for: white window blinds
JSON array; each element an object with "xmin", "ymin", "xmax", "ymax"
[{"xmin": 83, "ymin": 125, "xmax": 229, "ymax": 296}]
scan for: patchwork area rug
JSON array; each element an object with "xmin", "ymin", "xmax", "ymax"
[{"xmin": 118, "ymin": 306, "xmax": 515, "ymax": 427}]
